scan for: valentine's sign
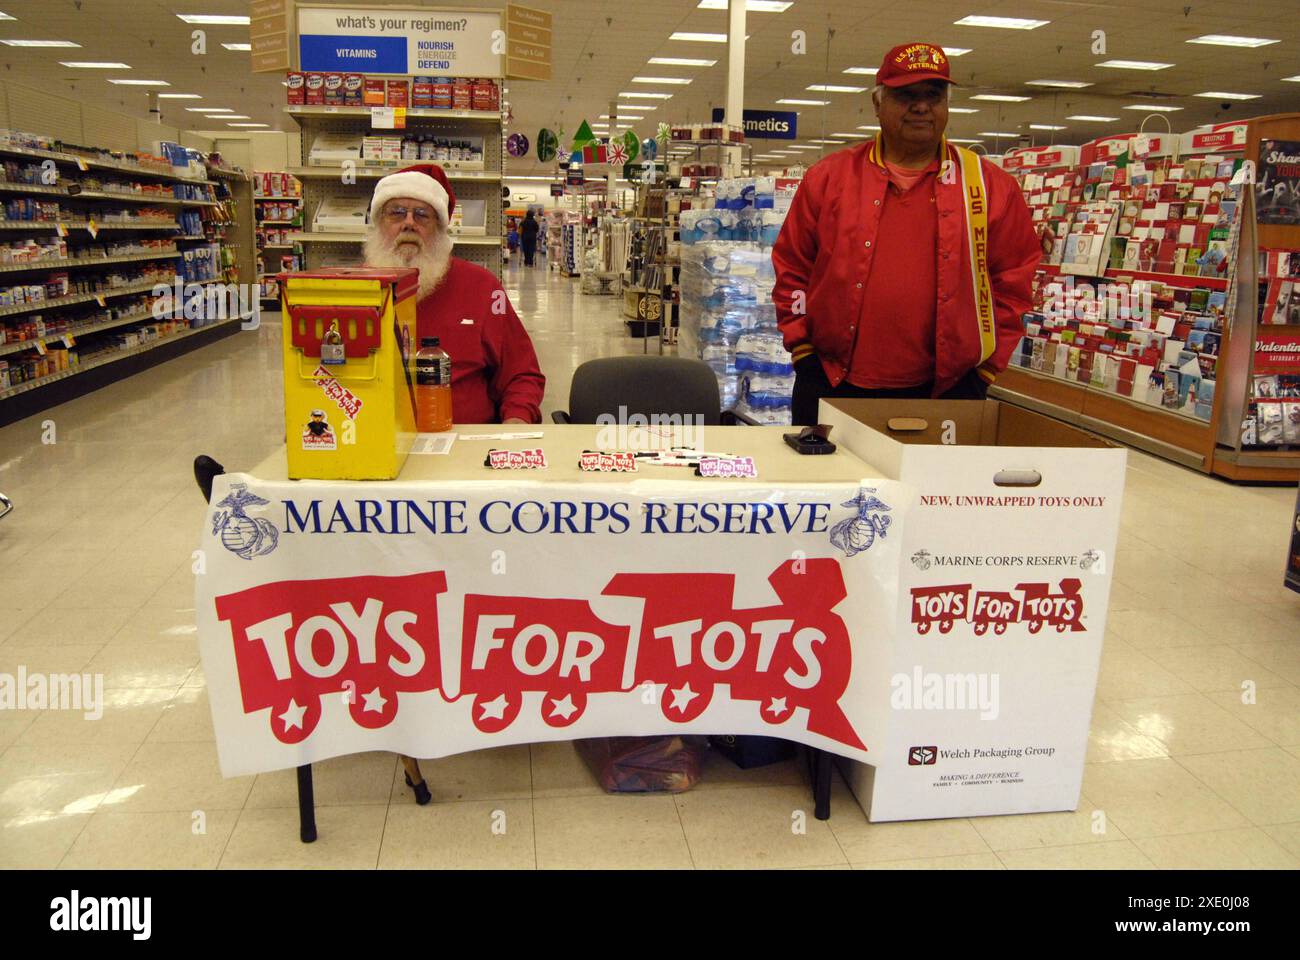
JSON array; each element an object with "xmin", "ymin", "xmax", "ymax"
[{"xmin": 196, "ymin": 475, "xmax": 909, "ymax": 776}]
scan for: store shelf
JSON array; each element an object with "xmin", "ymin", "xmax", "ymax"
[
  {"xmin": 285, "ymin": 165, "xmax": 501, "ymax": 183},
  {"xmin": 0, "ymin": 278, "xmax": 167, "ymax": 318},
  {"xmin": 288, "ymin": 230, "xmax": 498, "ymax": 246},
  {"xmin": 0, "ymin": 143, "xmax": 220, "ymax": 185},
  {"xmin": 0, "ymin": 307, "xmax": 159, "ymax": 358},
  {"xmin": 260, "ymin": 220, "xmax": 299, "ymax": 226},
  {"xmin": 0, "ymin": 182, "xmax": 216, "ymax": 206},
  {"xmin": 0, "ymin": 248, "xmax": 180, "ymax": 275},
  {"xmin": 284, "ymin": 105, "xmax": 501, "ymax": 122},
  {"xmin": 0, "ymin": 317, "xmax": 240, "ymax": 401},
  {"xmin": 255, "ymin": 195, "xmax": 302, "ymax": 201},
  {"xmin": 260, "ymin": 243, "xmax": 296, "ymax": 249},
  {"xmin": 1038, "ymin": 262, "xmax": 1230, "ymax": 292}
]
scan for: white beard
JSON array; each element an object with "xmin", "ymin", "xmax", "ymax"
[{"xmin": 363, "ymin": 225, "xmax": 454, "ymax": 300}]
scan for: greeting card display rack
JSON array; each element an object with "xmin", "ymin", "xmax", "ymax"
[{"xmin": 993, "ymin": 120, "xmax": 1300, "ymax": 482}]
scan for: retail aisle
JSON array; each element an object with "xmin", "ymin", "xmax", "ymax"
[{"xmin": 0, "ymin": 262, "xmax": 1298, "ymax": 869}]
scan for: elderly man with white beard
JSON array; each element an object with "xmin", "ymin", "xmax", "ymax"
[{"xmin": 364, "ymin": 163, "xmax": 545, "ymax": 424}]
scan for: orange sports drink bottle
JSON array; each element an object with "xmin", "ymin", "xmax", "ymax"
[{"xmin": 414, "ymin": 336, "xmax": 452, "ymax": 432}]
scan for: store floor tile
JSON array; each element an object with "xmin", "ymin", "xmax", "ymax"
[{"xmin": 0, "ymin": 262, "xmax": 1298, "ymax": 869}]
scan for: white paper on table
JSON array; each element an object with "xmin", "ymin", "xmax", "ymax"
[
  {"xmin": 409, "ymin": 433, "xmax": 457, "ymax": 455},
  {"xmin": 458, "ymin": 431, "xmax": 544, "ymax": 440}
]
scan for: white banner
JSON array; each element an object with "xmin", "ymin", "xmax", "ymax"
[{"xmin": 196, "ymin": 475, "xmax": 911, "ymax": 777}]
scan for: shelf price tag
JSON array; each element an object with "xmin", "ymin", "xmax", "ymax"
[
  {"xmin": 55, "ymin": 223, "xmax": 68, "ymax": 238},
  {"xmin": 74, "ymin": 158, "xmax": 88, "ymax": 172},
  {"xmin": 34, "ymin": 339, "xmax": 48, "ymax": 356},
  {"xmin": 370, "ymin": 106, "xmax": 405, "ymax": 130},
  {"xmin": 87, "ymin": 218, "xmax": 99, "ymax": 239},
  {"xmin": 63, "ymin": 334, "xmax": 75, "ymax": 348},
  {"xmin": 95, "ymin": 295, "xmax": 106, "ymax": 307}
]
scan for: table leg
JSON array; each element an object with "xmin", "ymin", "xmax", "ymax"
[
  {"xmin": 297, "ymin": 764, "xmax": 317, "ymax": 843},
  {"xmin": 813, "ymin": 749, "xmax": 832, "ymax": 820}
]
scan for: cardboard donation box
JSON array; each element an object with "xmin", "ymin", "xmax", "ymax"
[
  {"xmin": 819, "ymin": 399, "xmax": 1127, "ymax": 822},
  {"xmin": 279, "ymin": 268, "xmax": 420, "ymax": 480}
]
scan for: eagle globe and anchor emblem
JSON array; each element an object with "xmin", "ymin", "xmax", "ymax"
[
  {"xmin": 212, "ymin": 483, "xmax": 280, "ymax": 560},
  {"xmin": 829, "ymin": 489, "xmax": 892, "ymax": 557}
]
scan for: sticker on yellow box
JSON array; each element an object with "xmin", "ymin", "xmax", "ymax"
[
  {"xmin": 312, "ymin": 364, "xmax": 363, "ymax": 419},
  {"xmin": 302, "ymin": 409, "xmax": 337, "ymax": 451}
]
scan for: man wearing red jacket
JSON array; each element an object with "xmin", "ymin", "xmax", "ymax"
[
  {"xmin": 773, "ymin": 41, "xmax": 1040, "ymax": 425},
  {"xmin": 364, "ymin": 163, "xmax": 545, "ymax": 423}
]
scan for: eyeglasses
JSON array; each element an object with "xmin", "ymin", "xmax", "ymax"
[{"xmin": 383, "ymin": 205, "xmax": 435, "ymax": 224}]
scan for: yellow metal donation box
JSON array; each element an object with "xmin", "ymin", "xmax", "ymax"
[{"xmin": 279, "ymin": 267, "xmax": 421, "ymax": 480}]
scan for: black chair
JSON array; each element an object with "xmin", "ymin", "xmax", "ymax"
[{"xmin": 551, "ymin": 355, "xmax": 755, "ymax": 425}]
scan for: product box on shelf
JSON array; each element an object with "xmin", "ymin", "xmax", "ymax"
[
  {"xmin": 386, "ymin": 79, "xmax": 410, "ymax": 108},
  {"xmin": 431, "ymin": 78, "xmax": 453, "ymax": 109},
  {"xmin": 363, "ymin": 77, "xmax": 386, "ymax": 107},
  {"xmin": 471, "ymin": 78, "xmax": 497, "ymax": 112},
  {"xmin": 286, "ymin": 72, "xmax": 305, "ymax": 105},
  {"xmin": 343, "ymin": 74, "xmax": 364, "ymax": 106},
  {"xmin": 411, "ymin": 76, "xmax": 435, "ymax": 108},
  {"xmin": 819, "ymin": 398, "xmax": 1125, "ymax": 822},
  {"xmin": 323, "ymin": 73, "xmax": 345, "ymax": 106},
  {"xmin": 304, "ymin": 73, "xmax": 325, "ymax": 105},
  {"xmin": 452, "ymin": 79, "xmax": 472, "ymax": 111}
]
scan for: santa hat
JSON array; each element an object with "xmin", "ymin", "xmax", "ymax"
[{"xmin": 369, "ymin": 163, "xmax": 456, "ymax": 226}]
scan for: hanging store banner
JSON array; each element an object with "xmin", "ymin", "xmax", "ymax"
[
  {"xmin": 250, "ymin": 0, "xmax": 293, "ymax": 74},
  {"xmin": 196, "ymin": 475, "xmax": 910, "ymax": 777},
  {"xmin": 297, "ymin": 5, "xmax": 503, "ymax": 77},
  {"xmin": 710, "ymin": 107, "xmax": 797, "ymax": 140},
  {"xmin": 506, "ymin": 4, "xmax": 552, "ymax": 81}
]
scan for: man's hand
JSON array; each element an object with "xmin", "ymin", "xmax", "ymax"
[{"xmin": 503, "ymin": 417, "xmax": 529, "ymax": 425}]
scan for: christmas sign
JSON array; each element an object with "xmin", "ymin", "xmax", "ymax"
[{"xmin": 196, "ymin": 475, "xmax": 909, "ymax": 776}]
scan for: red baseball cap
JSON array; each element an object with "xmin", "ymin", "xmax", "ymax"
[{"xmin": 877, "ymin": 42, "xmax": 956, "ymax": 88}]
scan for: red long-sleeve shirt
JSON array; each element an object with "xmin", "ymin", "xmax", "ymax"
[{"xmin": 414, "ymin": 258, "xmax": 545, "ymax": 423}]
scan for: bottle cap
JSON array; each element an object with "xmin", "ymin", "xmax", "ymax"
[{"xmin": 420, "ymin": 336, "xmax": 440, "ymax": 347}]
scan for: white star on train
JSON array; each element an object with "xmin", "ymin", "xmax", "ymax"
[
  {"xmin": 766, "ymin": 697, "xmax": 788, "ymax": 718},
  {"xmin": 362, "ymin": 687, "xmax": 388, "ymax": 714},
  {"xmin": 548, "ymin": 694, "xmax": 579, "ymax": 721},
  {"xmin": 669, "ymin": 683, "xmax": 700, "ymax": 714},
  {"xmin": 279, "ymin": 699, "xmax": 307, "ymax": 731},
  {"xmin": 479, "ymin": 693, "xmax": 510, "ymax": 721}
]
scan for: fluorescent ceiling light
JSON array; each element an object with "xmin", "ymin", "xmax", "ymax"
[
  {"xmin": 809, "ymin": 139, "xmax": 844, "ymax": 144},
  {"xmin": 831, "ymin": 132, "xmax": 870, "ymax": 138},
  {"xmin": 221, "ymin": 43, "xmax": 252, "ymax": 51},
  {"xmin": 843, "ymin": 67, "xmax": 878, "ymax": 75},
  {"xmin": 177, "ymin": 14, "xmax": 250, "ymax": 25},
  {"xmin": 631, "ymin": 76, "xmax": 692, "ymax": 84},
  {"xmin": 0, "ymin": 39, "xmax": 80, "ymax": 47},
  {"xmin": 787, "ymin": 145, "xmax": 822, "ymax": 151},
  {"xmin": 1066, "ymin": 115, "xmax": 1118, "ymax": 122},
  {"xmin": 1029, "ymin": 124, "xmax": 1066, "ymax": 130},
  {"xmin": 806, "ymin": 84, "xmax": 867, "ymax": 93},
  {"xmin": 697, "ymin": 0, "xmax": 791, "ymax": 10},
  {"xmin": 1186, "ymin": 34, "xmax": 1278, "ymax": 48},
  {"xmin": 1283, "ymin": 76, "xmax": 1300, "ymax": 82},
  {"xmin": 947, "ymin": 107, "xmax": 979, "ymax": 113},
  {"xmin": 648, "ymin": 57, "xmax": 716, "ymax": 66},
  {"xmin": 617, "ymin": 104, "xmax": 655, "ymax": 111},
  {"xmin": 187, "ymin": 107, "xmax": 234, "ymax": 113},
  {"xmin": 970, "ymin": 94, "xmax": 1030, "ymax": 102},
  {"xmin": 221, "ymin": 115, "xmax": 251, "ymax": 120},
  {"xmin": 227, "ymin": 123, "xmax": 268, "ymax": 128},
  {"xmin": 1124, "ymin": 104, "xmax": 1182, "ymax": 111},
  {"xmin": 59, "ymin": 61, "xmax": 131, "ymax": 69},
  {"xmin": 1026, "ymin": 80, "xmax": 1092, "ymax": 89},
  {"xmin": 1195, "ymin": 91, "xmax": 1261, "ymax": 100},
  {"xmin": 619, "ymin": 91, "xmax": 673, "ymax": 99},
  {"xmin": 954, "ymin": 15, "xmax": 1048, "ymax": 29},
  {"xmin": 1096, "ymin": 60, "xmax": 1173, "ymax": 70},
  {"xmin": 856, "ymin": 125, "xmax": 881, "ymax": 130},
  {"xmin": 777, "ymin": 98, "xmax": 829, "ymax": 105},
  {"xmin": 158, "ymin": 94, "xmax": 202, "ymax": 99},
  {"xmin": 107, "ymin": 79, "xmax": 170, "ymax": 86},
  {"xmin": 600, "ymin": 114, "xmax": 644, "ymax": 120},
  {"xmin": 944, "ymin": 48, "xmax": 972, "ymax": 56},
  {"xmin": 669, "ymin": 32, "xmax": 728, "ymax": 43},
  {"xmin": 0, "ymin": 13, "xmax": 14, "ymax": 20},
  {"xmin": 979, "ymin": 131, "xmax": 1021, "ymax": 137},
  {"xmin": 948, "ymin": 138, "xmax": 983, "ymax": 144}
]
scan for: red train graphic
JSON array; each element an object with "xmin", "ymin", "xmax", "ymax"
[
  {"xmin": 214, "ymin": 571, "xmax": 447, "ymax": 744},
  {"xmin": 910, "ymin": 579, "xmax": 1085, "ymax": 636}
]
